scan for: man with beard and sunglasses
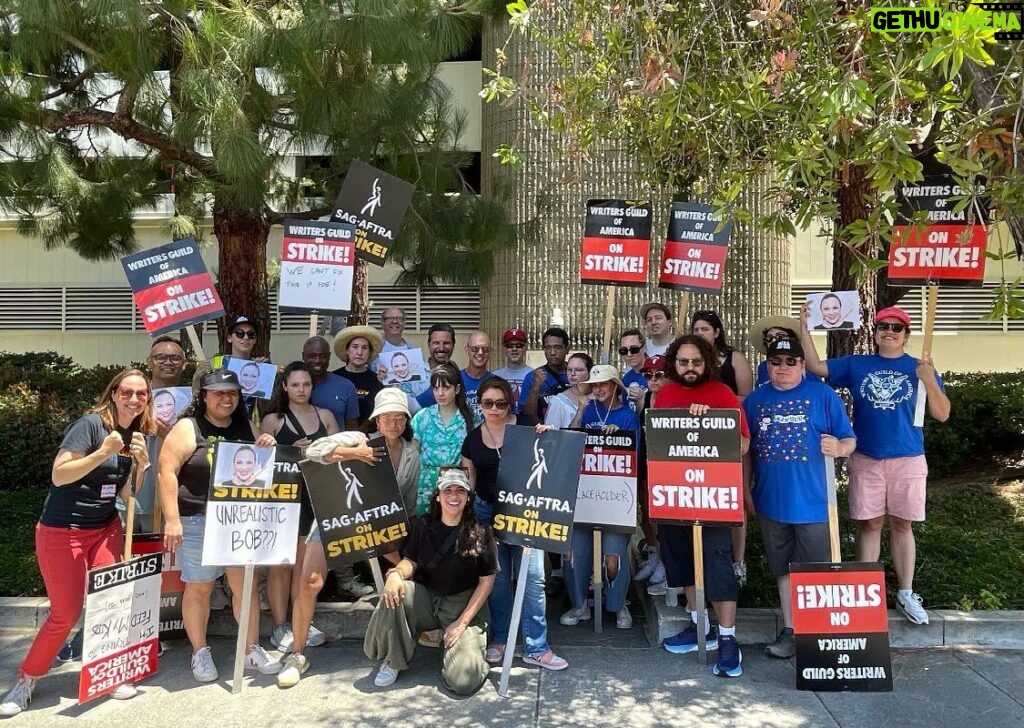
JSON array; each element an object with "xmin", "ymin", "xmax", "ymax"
[
  {"xmin": 651, "ymin": 335, "xmax": 750, "ymax": 677},
  {"xmin": 798, "ymin": 305, "xmax": 950, "ymax": 627},
  {"xmin": 743, "ymin": 336, "xmax": 856, "ymax": 660}
]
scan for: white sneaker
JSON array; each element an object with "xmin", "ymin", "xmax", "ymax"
[
  {"xmin": 245, "ymin": 644, "xmax": 282, "ymax": 674},
  {"xmin": 276, "ymin": 653, "xmax": 309, "ymax": 688},
  {"xmin": 615, "ymin": 605, "xmax": 633, "ymax": 630},
  {"xmin": 210, "ymin": 581, "xmax": 230, "ymax": 610},
  {"xmin": 896, "ymin": 591, "xmax": 930, "ymax": 625},
  {"xmin": 307, "ymin": 623, "xmax": 327, "ymax": 648},
  {"xmin": 0, "ymin": 677, "xmax": 35, "ymax": 716},
  {"xmin": 110, "ymin": 683, "xmax": 138, "ymax": 700},
  {"xmin": 191, "ymin": 646, "xmax": 218, "ymax": 683},
  {"xmin": 374, "ymin": 661, "xmax": 399, "ymax": 687},
  {"xmin": 559, "ymin": 605, "xmax": 592, "ymax": 626},
  {"xmin": 339, "ymin": 575, "xmax": 374, "ymax": 597},
  {"xmin": 270, "ymin": 623, "xmax": 294, "ymax": 652}
]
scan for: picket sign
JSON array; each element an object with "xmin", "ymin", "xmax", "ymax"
[
  {"xmin": 677, "ymin": 291, "xmax": 690, "ymax": 332},
  {"xmin": 600, "ymin": 287, "xmax": 616, "ymax": 365},
  {"xmin": 123, "ymin": 491, "xmax": 136, "ymax": 560},
  {"xmin": 826, "ymin": 455, "xmax": 841, "ymax": 562},
  {"xmin": 231, "ymin": 564, "xmax": 256, "ymax": 695},
  {"xmin": 185, "ymin": 326, "xmax": 207, "ymax": 362},
  {"xmin": 309, "ymin": 314, "xmax": 319, "ymax": 339},
  {"xmin": 498, "ymin": 547, "xmax": 534, "ymax": 698},
  {"xmin": 592, "ymin": 530, "xmax": 604, "ymax": 634},
  {"xmin": 913, "ymin": 286, "xmax": 940, "ymax": 427}
]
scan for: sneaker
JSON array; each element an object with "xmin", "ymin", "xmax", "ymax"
[
  {"xmin": 417, "ymin": 629, "xmax": 441, "ymax": 648},
  {"xmin": 634, "ymin": 548, "xmax": 662, "ymax": 582},
  {"xmin": 245, "ymin": 644, "xmax": 282, "ymax": 675},
  {"xmin": 646, "ymin": 579, "xmax": 668, "ymax": 596},
  {"xmin": 766, "ymin": 628, "xmax": 795, "ymax": 659},
  {"xmin": 271, "ymin": 623, "xmax": 295, "ymax": 653},
  {"xmin": 191, "ymin": 646, "xmax": 218, "ymax": 683},
  {"xmin": 0, "ymin": 677, "xmax": 35, "ymax": 717},
  {"xmin": 339, "ymin": 575, "xmax": 374, "ymax": 597},
  {"xmin": 713, "ymin": 635, "xmax": 743, "ymax": 677},
  {"xmin": 559, "ymin": 605, "xmax": 592, "ymax": 626},
  {"xmin": 663, "ymin": 624, "xmax": 718, "ymax": 654},
  {"xmin": 276, "ymin": 653, "xmax": 309, "ymax": 688},
  {"xmin": 485, "ymin": 644, "xmax": 505, "ymax": 664},
  {"xmin": 733, "ymin": 561, "xmax": 748, "ymax": 587},
  {"xmin": 896, "ymin": 591, "xmax": 930, "ymax": 625},
  {"xmin": 522, "ymin": 650, "xmax": 568, "ymax": 671},
  {"xmin": 258, "ymin": 581, "xmax": 270, "ymax": 611},
  {"xmin": 374, "ymin": 661, "xmax": 399, "ymax": 687},
  {"xmin": 58, "ymin": 629, "xmax": 83, "ymax": 662},
  {"xmin": 110, "ymin": 683, "xmax": 138, "ymax": 700},
  {"xmin": 307, "ymin": 623, "xmax": 327, "ymax": 648},
  {"xmin": 615, "ymin": 605, "xmax": 633, "ymax": 630},
  {"xmin": 210, "ymin": 581, "xmax": 230, "ymax": 610}
]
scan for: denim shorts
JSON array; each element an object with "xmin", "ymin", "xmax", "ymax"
[{"xmin": 179, "ymin": 514, "xmax": 225, "ymax": 583}]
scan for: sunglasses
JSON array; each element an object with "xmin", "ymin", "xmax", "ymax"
[
  {"xmin": 151, "ymin": 353, "xmax": 185, "ymax": 364},
  {"xmin": 618, "ymin": 346, "xmax": 643, "ymax": 356},
  {"xmin": 233, "ymin": 329, "xmax": 257, "ymax": 339},
  {"xmin": 874, "ymin": 322, "xmax": 907, "ymax": 333},
  {"xmin": 504, "ymin": 342, "xmax": 526, "ymax": 349},
  {"xmin": 768, "ymin": 357, "xmax": 800, "ymax": 367},
  {"xmin": 642, "ymin": 371, "xmax": 667, "ymax": 380},
  {"xmin": 116, "ymin": 388, "xmax": 149, "ymax": 400},
  {"xmin": 675, "ymin": 358, "xmax": 705, "ymax": 367},
  {"xmin": 480, "ymin": 399, "xmax": 509, "ymax": 410},
  {"xmin": 469, "ymin": 346, "xmax": 491, "ymax": 354}
]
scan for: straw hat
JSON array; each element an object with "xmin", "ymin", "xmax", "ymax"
[
  {"xmin": 747, "ymin": 315, "xmax": 802, "ymax": 355},
  {"xmin": 578, "ymin": 364, "xmax": 625, "ymax": 395},
  {"xmin": 333, "ymin": 325, "xmax": 384, "ymax": 361}
]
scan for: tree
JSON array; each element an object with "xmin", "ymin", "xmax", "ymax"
[
  {"xmin": 483, "ymin": 0, "xmax": 1024, "ymax": 354},
  {"xmin": 0, "ymin": 0, "xmax": 514, "ymax": 354}
]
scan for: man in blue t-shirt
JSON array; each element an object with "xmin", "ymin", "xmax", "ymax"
[
  {"xmin": 302, "ymin": 336, "xmax": 359, "ymax": 430},
  {"xmin": 517, "ymin": 327, "xmax": 571, "ymax": 421},
  {"xmin": 416, "ymin": 331, "xmax": 494, "ymax": 419},
  {"xmin": 618, "ymin": 327, "xmax": 648, "ymax": 413},
  {"xmin": 800, "ymin": 305, "xmax": 950, "ymax": 626},
  {"xmin": 744, "ymin": 336, "xmax": 856, "ymax": 659}
]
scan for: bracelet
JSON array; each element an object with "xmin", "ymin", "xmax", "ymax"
[{"xmin": 385, "ymin": 568, "xmax": 402, "ymax": 580}]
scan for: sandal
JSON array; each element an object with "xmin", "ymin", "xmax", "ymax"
[
  {"xmin": 522, "ymin": 649, "xmax": 569, "ymax": 671},
  {"xmin": 485, "ymin": 644, "xmax": 505, "ymax": 664}
]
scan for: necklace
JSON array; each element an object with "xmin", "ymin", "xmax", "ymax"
[
  {"xmin": 482, "ymin": 418, "xmax": 510, "ymax": 459},
  {"xmin": 592, "ymin": 399, "xmax": 613, "ymax": 428}
]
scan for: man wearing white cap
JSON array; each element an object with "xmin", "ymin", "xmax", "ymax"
[{"xmin": 799, "ymin": 305, "xmax": 950, "ymax": 625}]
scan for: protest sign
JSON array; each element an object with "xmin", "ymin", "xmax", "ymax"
[
  {"xmin": 202, "ymin": 443, "xmax": 300, "ymax": 566},
  {"xmin": 573, "ymin": 429, "xmax": 638, "ymax": 533},
  {"xmin": 494, "ymin": 426, "xmax": 586, "ymax": 551},
  {"xmin": 580, "ymin": 199, "xmax": 652, "ymax": 286},
  {"xmin": 121, "ymin": 237, "xmax": 225, "ymax": 337},
  {"xmin": 222, "ymin": 357, "xmax": 277, "ymax": 401},
  {"xmin": 130, "ymin": 534, "xmax": 185, "ymax": 638},
  {"xmin": 658, "ymin": 202, "xmax": 732, "ymax": 295},
  {"xmin": 152, "ymin": 387, "xmax": 192, "ymax": 427},
  {"xmin": 79, "ymin": 553, "xmax": 161, "ymax": 703},
  {"xmin": 645, "ymin": 408, "xmax": 743, "ymax": 525},
  {"xmin": 331, "ymin": 159, "xmax": 415, "ymax": 266},
  {"xmin": 300, "ymin": 437, "xmax": 410, "ymax": 569},
  {"xmin": 792, "ymin": 562, "xmax": 893, "ymax": 692},
  {"xmin": 381, "ymin": 348, "xmax": 428, "ymax": 387},
  {"xmin": 279, "ymin": 219, "xmax": 356, "ymax": 314},
  {"xmin": 806, "ymin": 290, "xmax": 860, "ymax": 331},
  {"xmin": 887, "ymin": 175, "xmax": 987, "ymax": 287}
]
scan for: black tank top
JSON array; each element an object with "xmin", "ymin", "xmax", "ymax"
[
  {"xmin": 177, "ymin": 416, "xmax": 254, "ymax": 517},
  {"xmin": 274, "ymin": 407, "xmax": 327, "ymax": 445},
  {"xmin": 718, "ymin": 349, "xmax": 739, "ymax": 396}
]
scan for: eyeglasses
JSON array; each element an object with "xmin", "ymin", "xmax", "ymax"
[
  {"xmin": 642, "ymin": 371, "xmax": 668, "ymax": 380},
  {"xmin": 874, "ymin": 322, "xmax": 907, "ymax": 333},
  {"xmin": 151, "ymin": 353, "xmax": 185, "ymax": 364},
  {"xmin": 233, "ymin": 329, "xmax": 257, "ymax": 339},
  {"xmin": 480, "ymin": 399, "xmax": 509, "ymax": 410},
  {"xmin": 768, "ymin": 357, "xmax": 800, "ymax": 367},
  {"xmin": 675, "ymin": 358, "xmax": 704, "ymax": 367},
  {"xmin": 505, "ymin": 342, "xmax": 525, "ymax": 349},
  {"xmin": 469, "ymin": 346, "xmax": 491, "ymax": 354},
  {"xmin": 618, "ymin": 346, "xmax": 643, "ymax": 356},
  {"xmin": 381, "ymin": 316, "xmax": 403, "ymax": 323},
  {"xmin": 763, "ymin": 330, "xmax": 789, "ymax": 343},
  {"xmin": 116, "ymin": 388, "xmax": 149, "ymax": 401}
]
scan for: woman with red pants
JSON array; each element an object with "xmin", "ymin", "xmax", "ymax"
[{"xmin": 0, "ymin": 369, "xmax": 154, "ymax": 716}]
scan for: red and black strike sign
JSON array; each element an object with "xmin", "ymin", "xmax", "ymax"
[
  {"xmin": 644, "ymin": 408, "xmax": 743, "ymax": 525},
  {"xmin": 579, "ymin": 199, "xmax": 652, "ymax": 286},
  {"xmin": 121, "ymin": 238, "xmax": 225, "ymax": 337},
  {"xmin": 887, "ymin": 175, "xmax": 988, "ymax": 287},
  {"xmin": 791, "ymin": 562, "xmax": 893, "ymax": 692},
  {"xmin": 658, "ymin": 202, "xmax": 732, "ymax": 294}
]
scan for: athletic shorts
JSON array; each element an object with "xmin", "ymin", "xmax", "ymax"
[
  {"xmin": 658, "ymin": 524, "xmax": 737, "ymax": 602},
  {"xmin": 178, "ymin": 514, "xmax": 225, "ymax": 583},
  {"xmin": 848, "ymin": 452, "xmax": 928, "ymax": 522},
  {"xmin": 758, "ymin": 517, "xmax": 831, "ymax": 578}
]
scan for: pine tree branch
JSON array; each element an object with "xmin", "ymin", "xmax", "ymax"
[
  {"xmin": 265, "ymin": 204, "xmax": 332, "ymax": 226},
  {"xmin": 40, "ymin": 65, "xmax": 97, "ymax": 102}
]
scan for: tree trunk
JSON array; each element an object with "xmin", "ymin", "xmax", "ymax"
[
  {"xmin": 830, "ymin": 164, "xmax": 877, "ymax": 359},
  {"xmin": 211, "ymin": 204, "xmax": 271, "ymax": 356},
  {"xmin": 346, "ymin": 259, "xmax": 370, "ymax": 326}
]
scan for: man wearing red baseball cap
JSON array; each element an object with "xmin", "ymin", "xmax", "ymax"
[
  {"xmin": 799, "ymin": 304, "xmax": 951, "ymax": 625},
  {"xmin": 494, "ymin": 327, "xmax": 532, "ymax": 414}
]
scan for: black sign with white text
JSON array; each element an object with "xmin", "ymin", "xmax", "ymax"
[{"xmin": 330, "ymin": 160, "xmax": 415, "ymax": 266}]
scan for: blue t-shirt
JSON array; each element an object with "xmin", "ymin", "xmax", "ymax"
[
  {"xmin": 416, "ymin": 369, "xmax": 494, "ymax": 419},
  {"xmin": 621, "ymin": 368, "xmax": 648, "ymax": 412},
  {"xmin": 579, "ymin": 400, "xmax": 640, "ymax": 436},
  {"xmin": 310, "ymin": 373, "xmax": 359, "ymax": 425},
  {"xmin": 516, "ymin": 367, "xmax": 571, "ymax": 416},
  {"xmin": 743, "ymin": 379, "xmax": 855, "ymax": 524},
  {"xmin": 826, "ymin": 353, "xmax": 943, "ymax": 459},
  {"xmin": 756, "ymin": 360, "xmax": 824, "ymax": 388}
]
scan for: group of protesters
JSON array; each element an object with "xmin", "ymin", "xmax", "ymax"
[{"xmin": 0, "ymin": 298, "xmax": 949, "ymax": 714}]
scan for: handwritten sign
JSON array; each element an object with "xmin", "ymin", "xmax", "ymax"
[
  {"xmin": 573, "ymin": 429, "xmax": 638, "ymax": 533},
  {"xmin": 131, "ymin": 534, "xmax": 185, "ymax": 638},
  {"xmin": 658, "ymin": 202, "xmax": 732, "ymax": 294},
  {"xmin": 279, "ymin": 219, "xmax": 356, "ymax": 313},
  {"xmin": 79, "ymin": 553, "xmax": 161, "ymax": 703},
  {"xmin": 580, "ymin": 199, "xmax": 653, "ymax": 286}
]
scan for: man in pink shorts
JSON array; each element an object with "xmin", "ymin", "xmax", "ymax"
[{"xmin": 798, "ymin": 305, "xmax": 950, "ymax": 624}]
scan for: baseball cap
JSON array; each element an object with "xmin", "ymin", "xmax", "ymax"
[
  {"xmin": 641, "ymin": 302, "xmax": 672, "ymax": 321},
  {"xmin": 874, "ymin": 306, "xmax": 911, "ymax": 327},
  {"xmin": 227, "ymin": 314, "xmax": 256, "ymax": 331},
  {"xmin": 200, "ymin": 369, "xmax": 242, "ymax": 391},
  {"xmin": 503, "ymin": 327, "xmax": 527, "ymax": 345},
  {"xmin": 437, "ymin": 468, "xmax": 472, "ymax": 492},
  {"xmin": 766, "ymin": 337, "xmax": 805, "ymax": 360},
  {"xmin": 640, "ymin": 355, "xmax": 666, "ymax": 373}
]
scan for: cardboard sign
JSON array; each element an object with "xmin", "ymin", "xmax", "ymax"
[
  {"xmin": 130, "ymin": 534, "xmax": 185, "ymax": 638},
  {"xmin": 888, "ymin": 175, "xmax": 987, "ymax": 286},
  {"xmin": 805, "ymin": 290, "xmax": 861, "ymax": 331},
  {"xmin": 279, "ymin": 219, "xmax": 356, "ymax": 314},
  {"xmin": 579, "ymin": 199, "xmax": 652, "ymax": 286},
  {"xmin": 331, "ymin": 159, "xmax": 415, "ymax": 266},
  {"xmin": 79, "ymin": 553, "xmax": 161, "ymax": 703},
  {"xmin": 300, "ymin": 437, "xmax": 409, "ymax": 568},
  {"xmin": 658, "ymin": 202, "xmax": 732, "ymax": 294},
  {"xmin": 151, "ymin": 387, "xmax": 192, "ymax": 427},
  {"xmin": 222, "ymin": 357, "xmax": 278, "ymax": 401},
  {"xmin": 573, "ymin": 429, "xmax": 638, "ymax": 533},
  {"xmin": 202, "ymin": 443, "xmax": 301, "ymax": 566},
  {"xmin": 121, "ymin": 238, "xmax": 225, "ymax": 337},
  {"xmin": 645, "ymin": 408, "xmax": 743, "ymax": 525},
  {"xmin": 494, "ymin": 426, "xmax": 586, "ymax": 551},
  {"xmin": 792, "ymin": 562, "xmax": 894, "ymax": 692}
]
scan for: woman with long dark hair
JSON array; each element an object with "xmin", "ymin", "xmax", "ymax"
[
  {"xmin": 363, "ymin": 468, "xmax": 497, "ymax": 694},
  {"xmin": 690, "ymin": 310, "xmax": 753, "ymax": 399},
  {"xmin": 1, "ymin": 369, "xmax": 154, "ymax": 716}
]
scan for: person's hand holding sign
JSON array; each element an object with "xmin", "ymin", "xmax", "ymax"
[
  {"xmin": 324, "ymin": 442, "xmax": 384, "ymax": 465},
  {"xmin": 820, "ymin": 434, "xmax": 841, "ymax": 457},
  {"xmin": 915, "ymin": 356, "xmax": 937, "ymax": 382},
  {"xmin": 688, "ymin": 403, "xmax": 711, "ymax": 417}
]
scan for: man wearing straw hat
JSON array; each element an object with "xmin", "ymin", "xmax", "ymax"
[{"xmin": 333, "ymin": 325, "xmax": 385, "ymax": 425}]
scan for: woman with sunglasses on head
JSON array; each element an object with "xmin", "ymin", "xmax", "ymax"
[
  {"xmin": 691, "ymin": 310, "xmax": 753, "ymax": 399},
  {"xmin": 460, "ymin": 377, "xmax": 568, "ymax": 672},
  {"xmin": 543, "ymin": 353, "xmax": 594, "ymax": 429},
  {"xmin": 1, "ymin": 370, "xmax": 154, "ymax": 716},
  {"xmin": 410, "ymin": 363, "xmax": 478, "ymax": 515}
]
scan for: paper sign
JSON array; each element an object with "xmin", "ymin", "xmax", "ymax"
[
  {"xmin": 121, "ymin": 238, "xmax": 225, "ymax": 337},
  {"xmin": 805, "ymin": 291, "xmax": 861, "ymax": 331},
  {"xmin": 279, "ymin": 219, "xmax": 355, "ymax": 314},
  {"xmin": 222, "ymin": 357, "xmax": 277, "ymax": 401},
  {"xmin": 573, "ymin": 429, "xmax": 638, "ymax": 533},
  {"xmin": 331, "ymin": 159, "xmax": 415, "ymax": 266},
  {"xmin": 381, "ymin": 348, "xmax": 428, "ymax": 387},
  {"xmin": 579, "ymin": 199, "xmax": 653, "ymax": 286},
  {"xmin": 658, "ymin": 202, "xmax": 732, "ymax": 294},
  {"xmin": 130, "ymin": 534, "xmax": 185, "ymax": 638},
  {"xmin": 152, "ymin": 387, "xmax": 192, "ymax": 427}
]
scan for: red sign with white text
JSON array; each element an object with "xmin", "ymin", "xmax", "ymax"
[
  {"xmin": 791, "ymin": 566, "xmax": 889, "ymax": 635},
  {"xmin": 580, "ymin": 199, "xmax": 652, "ymax": 287},
  {"xmin": 659, "ymin": 240, "xmax": 730, "ymax": 293},
  {"xmin": 887, "ymin": 224, "xmax": 986, "ymax": 286}
]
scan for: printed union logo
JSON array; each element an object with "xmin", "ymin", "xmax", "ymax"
[
  {"xmin": 870, "ymin": 3, "xmax": 1023, "ymax": 39},
  {"xmin": 360, "ymin": 178, "xmax": 382, "ymax": 217}
]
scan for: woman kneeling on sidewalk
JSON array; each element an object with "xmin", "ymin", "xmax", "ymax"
[{"xmin": 364, "ymin": 469, "xmax": 497, "ymax": 694}]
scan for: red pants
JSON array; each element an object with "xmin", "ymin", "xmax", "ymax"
[{"xmin": 21, "ymin": 519, "xmax": 123, "ymax": 678}]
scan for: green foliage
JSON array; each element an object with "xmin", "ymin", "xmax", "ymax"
[{"xmin": 0, "ymin": 489, "xmax": 46, "ymax": 597}]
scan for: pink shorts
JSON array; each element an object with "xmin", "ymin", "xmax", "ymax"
[{"xmin": 848, "ymin": 452, "xmax": 928, "ymax": 522}]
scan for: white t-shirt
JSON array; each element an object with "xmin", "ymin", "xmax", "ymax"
[
  {"xmin": 544, "ymin": 392, "xmax": 581, "ymax": 429},
  {"xmin": 645, "ymin": 338, "xmax": 670, "ymax": 357}
]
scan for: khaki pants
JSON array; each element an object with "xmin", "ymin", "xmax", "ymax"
[{"xmin": 363, "ymin": 580, "xmax": 489, "ymax": 695}]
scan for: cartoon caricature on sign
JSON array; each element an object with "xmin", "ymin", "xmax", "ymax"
[{"xmin": 526, "ymin": 440, "xmax": 548, "ymax": 491}]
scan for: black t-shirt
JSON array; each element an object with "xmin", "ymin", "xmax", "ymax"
[
  {"xmin": 333, "ymin": 367, "xmax": 384, "ymax": 424},
  {"xmin": 460, "ymin": 426, "xmax": 501, "ymax": 505},
  {"xmin": 177, "ymin": 416, "xmax": 255, "ymax": 517},
  {"xmin": 402, "ymin": 515, "xmax": 498, "ymax": 596},
  {"xmin": 40, "ymin": 414, "xmax": 134, "ymax": 529}
]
